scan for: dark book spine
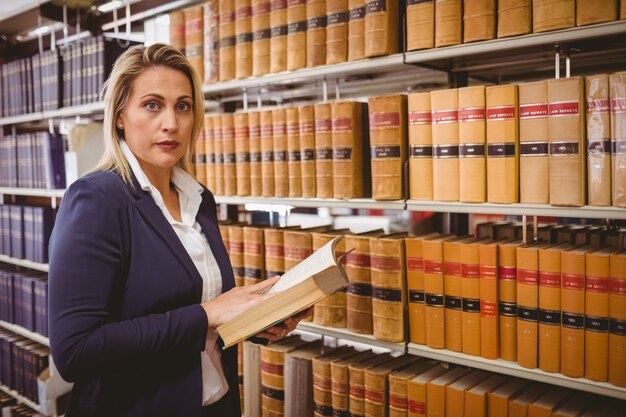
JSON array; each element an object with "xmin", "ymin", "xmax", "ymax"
[
  {"xmin": 22, "ymin": 207, "xmax": 33, "ymax": 263},
  {"xmin": 9, "ymin": 206, "xmax": 23, "ymax": 260}
]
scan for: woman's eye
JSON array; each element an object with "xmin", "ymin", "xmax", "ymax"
[
  {"xmin": 177, "ymin": 102, "xmax": 191, "ymax": 111},
  {"xmin": 144, "ymin": 102, "xmax": 159, "ymax": 110}
]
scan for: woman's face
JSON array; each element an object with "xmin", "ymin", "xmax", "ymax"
[{"xmin": 119, "ymin": 65, "xmax": 194, "ymax": 174}]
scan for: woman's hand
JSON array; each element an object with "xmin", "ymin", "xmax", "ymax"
[
  {"xmin": 254, "ymin": 307, "xmax": 314, "ymax": 342},
  {"xmin": 201, "ymin": 276, "xmax": 280, "ymax": 328}
]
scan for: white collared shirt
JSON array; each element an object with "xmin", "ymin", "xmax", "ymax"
[{"xmin": 120, "ymin": 141, "xmax": 228, "ymax": 405}]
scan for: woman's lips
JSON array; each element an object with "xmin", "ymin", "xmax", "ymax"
[{"xmin": 156, "ymin": 141, "xmax": 179, "ymax": 151}]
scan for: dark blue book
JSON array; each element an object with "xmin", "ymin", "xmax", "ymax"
[
  {"xmin": 33, "ymin": 278, "xmax": 48, "ymax": 337},
  {"xmin": 1, "ymin": 205, "xmax": 11, "ymax": 256},
  {"xmin": 9, "ymin": 205, "xmax": 24, "ymax": 260},
  {"xmin": 34, "ymin": 206, "xmax": 55, "ymax": 264},
  {"xmin": 20, "ymin": 276, "xmax": 35, "ymax": 332},
  {"xmin": 22, "ymin": 206, "xmax": 35, "ymax": 263}
]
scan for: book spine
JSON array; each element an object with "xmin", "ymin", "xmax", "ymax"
[
  {"xmin": 260, "ymin": 110, "xmax": 275, "ymax": 197},
  {"xmin": 313, "ymin": 234, "xmax": 347, "ymax": 328},
  {"xmin": 332, "ymin": 101, "xmax": 364, "ymax": 199},
  {"xmin": 585, "ymin": 251, "xmax": 612, "ymax": 382},
  {"xmin": 461, "ymin": 243, "xmax": 481, "ymax": 356},
  {"xmin": 347, "ymin": 0, "xmax": 366, "ymax": 61},
  {"xmin": 264, "ymin": 228, "xmax": 285, "ymax": 278},
  {"xmin": 315, "ymin": 103, "xmax": 333, "ymax": 198},
  {"xmin": 364, "ymin": 369, "xmax": 389, "ymax": 417},
  {"xmin": 431, "ymin": 88, "xmax": 460, "ymax": 201},
  {"xmin": 313, "ymin": 357, "xmax": 334, "ymax": 417},
  {"xmin": 203, "ymin": 0, "xmax": 220, "ymax": 83},
  {"xmin": 327, "ymin": 0, "xmax": 349, "ymax": 65},
  {"xmin": 249, "ymin": 111, "xmax": 263, "ymax": 196},
  {"xmin": 586, "ymin": 74, "xmax": 612, "ymax": 206},
  {"xmin": 213, "ymin": 115, "xmax": 225, "ymax": 196},
  {"xmin": 496, "ymin": 0, "xmax": 530, "ymax": 38},
  {"xmin": 273, "ymin": 108, "xmax": 289, "ymax": 197},
  {"xmin": 299, "ymin": 105, "xmax": 317, "ymax": 197},
  {"xmin": 230, "ymin": 226, "xmax": 246, "ymax": 287},
  {"xmin": 331, "ymin": 362, "xmax": 350, "ymax": 416},
  {"xmin": 261, "ymin": 346, "xmax": 288, "ymax": 416},
  {"xmin": 576, "ymin": 0, "xmax": 617, "ymax": 28},
  {"xmin": 270, "ymin": 0, "xmax": 288, "ymax": 73},
  {"xmin": 243, "ymin": 226, "xmax": 265, "ymax": 285},
  {"xmin": 234, "ymin": 112, "xmax": 252, "ymax": 196},
  {"xmin": 516, "ymin": 246, "xmax": 540, "ymax": 369},
  {"xmin": 184, "ymin": 6, "xmax": 204, "ymax": 82},
  {"xmin": 560, "ymin": 251, "xmax": 586, "ymax": 378},
  {"xmin": 219, "ymin": 0, "xmax": 236, "ymax": 81},
  {"xmin": 435, "ymin": 0, "xmax": 462, "ymax": 47},
  {"xmin": 219, "ymin": 225, "xmax": 231, "ymax": 257},
  {"xmin": 307, "ymin": 0, "xmax": 327, "ymax": 67},
  {"xmin": 287, "ymin": 0, "xmax": 307, "ymax": 71},
  {"xmin": 538, "ymin": 248, "xmax": 562, "ymax": 373},
  {"xmin": 364, "ymin": 0, "xmax": 399, "ymax": 57},
  {"xmin": 286, "ymin": 107, "xmax": 303, "ymax": 197},
  {"xmin": 478, "ymin": 244, "xmax": 499, "ymax": 360},
  {"xmin": 609, "ymin": 252, "xmax": 626, "ymax": 387},
  {"xmin": 244, "ymin": 341, "xmax": 262, "ymax": 417},
  {"xmin": 223, "ymin": 117, "xmax": 238, "ymax": 197},
  {"xmin": 443, "ymin": 241, "xmax": 463, "ymax": 352},
  {"xmin": 235, "ymin": 0, "xmax": 253, "ymax": 79},
  {"xmin": 406, "ymin": 238, "xmax": 427, "ymax": 345},
  {"xmin": 194, "ymin": 128, "xmax": 207, "ymax": 187},
  {"xmin": 346, "ymin": 235, "xmax": 374, "ymax": 335},
  {"xmin": 407, "ymin": 379, "xmax": 428, "ymax": 417},
  {"xmin": 408, "ymin": 92, "xmax": 433, "ymax": 200},
  {"xmin": 424, "ymin": 240, "xmax": 445, "ymax": 349},
  {"xmin": 463, "ymin": 0, "xmax": 496, "ymax": 43},
  {"xmin": 458, "ymin": 86, "xmax": 487, "ymax": 203},
  {"xmin": 406, "ymin": 0, "xmax": 434, "ymax": 51},
  {"xmin": 170, "ymin": 10, "xmax": 186, "ymax": 50},
  {"xmin": 610, "ymin": 72, "xmax": 626, "ymax": 207},
  {"xmin": 252, "ymin": 0, "xmax": 271, "ymax": 76},
  {"xmin": 498, "ymin": 244, "xmax": 518, "ymax": 361},
  {"xmin": 532, "ymin": 0, "xmax": 575, "ymax": 33}
]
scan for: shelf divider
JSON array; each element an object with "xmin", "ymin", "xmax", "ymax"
[{"xmin": 0, "ymin": 254, "xmax": 49, "ymax": 273}]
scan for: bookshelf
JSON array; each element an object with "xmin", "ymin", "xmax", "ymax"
[
  {"xmin": 0, "ymin": 188, "xmax": 65, "ymax": 199},
  {"xmin": 296, "ymin": 322, "xmax": 406, "ymax": 353},
  {"xmin": 0, "ymin": 254, "xmax": 50, "ymax": 273},
  {"xmin": 0, "ymin": 320, "xmax": 49, "ymax": 347},
  {"xmin": 0, "ymin": 384, "xmax": 44, "ymax": 415},
  {"xmin": 214, "ymin": 196, "xmax": 406, "ymax": 210}
]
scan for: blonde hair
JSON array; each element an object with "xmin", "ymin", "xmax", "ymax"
[{"xmin": 94, "ymin": 43, "xmax": 204, "ymax": 184}]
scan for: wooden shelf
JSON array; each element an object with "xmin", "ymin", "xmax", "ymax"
[
  {"xmin": 296, "ymin": 322, "xmax": 406, "ymax": 353},
  {"xmin": 0, "ymin": 320, "xmax": 49, "ymax": 347},
  {"xmin": 0, "ymin": 254, "xmax": 49, "ymax": 272},
  {"xmin": 214, "ymin": 195, "xmax": 406, "ymax": 210}
]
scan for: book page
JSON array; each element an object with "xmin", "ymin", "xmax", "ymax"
[{"xmin": 267, "ymin": 236, "xmax": 339, "ymax": 294}]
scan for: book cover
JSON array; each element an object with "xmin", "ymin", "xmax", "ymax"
[
  {"xmin": 264, "ymin": 227, "xmax": 286, "ymax": 279},
  {"xmin": 332, "ymin": 101, "xmax": 366, "ymax": 199},
  {"xmin": 609, "ymin": 251, "xmax": 626, "ymax": 387},
  {"xmin": 283, "ymin": 229, "xmax": 313, "ymax": 271},
  {"xmin": 314, "ymin": 347, "xmax": 358, "ymax": 417},
  {"xmin": 364, "ymin": 355, "xmax": 418, "ymax": 417},
  {"xmin": 586, "ymin": 75, "xmax": 612, "ymax": 206},
  {"xmin": 486, "ymin": 84, "xmax": 519, "ymax": 204},
  {"xmin": 408, "ymin": 91, "xmax": 434, "ymax": 201},
  {"xmin": 312, "ymin": 231, "xmax": 348, "ymax": 328},
  {"xmin": 445, "ymin": 370, "xmax": 491, "ymax": 417},
  {"xmin": 576, "ymin": 0, "xmax": 617, "ymax": 26},
  {"xmin": 389, "ymin": 360, "xmax": 438, "ymax": 417},
  {"xmin": 331, "ymin": 350, "xmax": 378, "ymax": 416},
  {"xmin": 498, "ymin": 240, "xmax": 522, "ymax": 362},
  {"xmin": 234, "ymin": 112, "xmax": 252, "ymax": 196},
  {"xmin": 249, "ymin": 111, "xmax": 263, "ymax": 196},
  {"xmin": 347, "ymin": 0, "xmax": 366, "ymax": 61},
  {"xmin": 431, "ymin": 88, "xmax": 460, "ymax": 202},
  {"xmin": 427, "ymin": 367, "xmax": 472, "ymax": 417},
  {"xmin": 508, "ymin": 384, "xmax": 546, "ymax": 417},
  {"xmin": 487, "ymin": 378, "xmax": 532, "ymax": 417},
  {"xmin": 286, "ymin": 106, "xmax": 303, "ymax": 197},
  {"xmin": 497, "ymin": 0, "xmax": 530, "ymax": 38},
  {"xmin": 184, "ymin": 6, "xmax": 204, "ymax": 81},
  {"xmin": 444, "ymin": 236, "xmax": 475, "ymax": 352},
  {"xmin": 222, "ymin": 114, "xmax": 238, "ymax": 196},
  {"xmin": 527, "ymin": 387, "xmax": 571, "ymax": 417},
  {"xmin": 235, "ymin": 0, "xmax": 253, "ymax": 79},
  {"xmin": 349, "ymin": 353, "xmax": 395, "ymax": 417},
  {"xmin": 261, "ymin": 110, "xmax": 275, "ymax": 197},
  {"xmin": 212, "ymin": 115, "xmax": 224, "ymax": 196},
  {"xmin": 364, "ymin": 0, "xmax": 399, "ymax": 57},
  {"xmin": 270, "ymin": 0, "xmax": 288, "ymax": 73},
  {"xmin": 461, "ymin": 239, "xmax": 484, "ymax": 356},
  {"xmin": 307, "ymin": 0, "xmax": 327, "ymax": 67},
  {"xmin": 273, "ymin": 108, "xmax": 289, "ymax": 197},
  {"xmin": 464, "ymin": 374, "xmax": 507, "ymax": 417},
  {"xmin": 435, "ymin": 0, "xmax": 462, "ymax": 47},
  {"xmin": 368, "ymin": 94, "xmax": 407, "ymax": 200},
  {"xmin": 287, "ymin": 0, "xmax": 307, "ymax": 71},
  {"xmin": 315, "ymin": 103, "xmax": 333, "ymax": 199},
  {"xmin": 459, "ymin": 86, "xmax": 487, "ymax": 203},
  {"xmin": 406, "ymin": 0, "xmax": 434, "ymax": 51},
  {"xmin": 252, "ymin": 0, "xmax": 271, "ymax": 76},
  {"xmin": 284, "ymin": 341, "xmax": 323, "ymax": 417},
  {"xmin": 169, "ymin": 10, "xmax": 186, "ymax": 50},
  {"xmin": 406, "ymin": 365, "xmax": 448, "ymax": 417},
  {"xmin": 478, "ymin": 239, "xmax": 501, "ymax": 360},
  {"xmin": 610, "ymin": 71, "xmax": 626, "ymax": 207},
  {"xmin": 463, "ymin": 0, "xmax": 496, "ymax": 43},
  {"xmin": 519, "ymin": 80, "xmax": 549, "ymax": 204},
  {"xmin": 244, "ymin": 341, "xmax": 262, "ymax": 417},
  {"xmin": 243, "ymin": 226, "xmax": 265, "ymax": 287},
  {"xmin": 219, "ymin": 0, "xmax": 236, "ymax": 80},
  {"xmin": 553, "ymin": 394, "xmax": 595, "ymax": 417},
  {"xmin": 326, "ymin": 0, "xmax": 349, "ymax": 64},
  {"xmin": 229, "ymin": 225, "xmax": 245, "ymax": 288},
  {"xmin": 194, "ymin": 128, "xmax": 207, "ymax": 187},
  {"xmin": 532, "ymin": 0, "xmax": 575, "ymax": 32},
  {"xmin": 299, "ymin": 105, "xmax": 317, "ymax": 198}
]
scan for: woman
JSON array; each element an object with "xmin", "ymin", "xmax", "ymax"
[{"xmin": 49, "ymin": 43, "xmax": 307, "ymax": 417}]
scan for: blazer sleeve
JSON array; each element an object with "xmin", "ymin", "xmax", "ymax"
[{"xmin": 49, "ymin": 177, "xmax": 209, "ymax": 383}]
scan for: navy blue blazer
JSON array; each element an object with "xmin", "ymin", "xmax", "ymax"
[{"xmin": 48, "ymin": 170, "xmax": 240, "ymax": 417}]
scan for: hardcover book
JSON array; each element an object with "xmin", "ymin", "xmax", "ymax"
[
  {"xmin": 184, "ymin": 6, "xmax": 204, "ymax": 81},
  {"xmin": 249, "ymin": 111, "xmax": 263, "ymax": 196},
  {"xmin": 609, "ymin": 250, "xmax": 626, "ymax": 387},
  {"xmin": 235, "ymin": 0, "xmax": 253, "ymax": 78},
  {"xmin": 532, "ymin": 0, "xmax": 575, "ymax": 33},
  {"xmin": 326, "ymin": 0, "xmax": 349, "ymax": 64},
  {"xmin": 234, "ymin": 112, "xmax": 251, "ymax": 196},
  {"xmin": 610, "ymin": 72, "xmax": 626, "ymax": 207},
  {"xmin": 444, "ymin": 370, "xmax": 491, "ymax": 417},
  {"xmin": 497, "ymin": 0, "xmax": 530, "ymax": 38},
  {"xmin": 426, "ymin": 367, "xmax": 472, "ymax": 417},
  {"xmin": 347, "ymin": 0, "xmax": 366, "ymax": 61},
  {"xmin": 314, "ymin": 347, "xmax": 358, "ymax": 417},
  {"xmin": 478, "ymin": 239, "xmax": 501, "ymax": 360},
  {"xmin": 218, "ymin": 0, "xmax": 236, "ymax": 80},
  {"xmin": 222, "ymin": 114, "xmax": 238, "ymax": 196},
  {"xmin": 286, "ymin": 106, "xmax": 303, "ymax": 197},
  {"xmin": 203, "ymin": 115, "xmax": 216, "ymax": 192},
  {"xmin": 576, "ymin": 0, "xmax": 617, "ymax": 26},
  {"xmin": 431, "ymin": 88, "xmax": 460, "ymax": 202},
  {"xmin": 586, "ymin": 74, "xmax": 612, "ymax": 206},
  {"xmin": 349, "ymin": 353, "xmax": 395, "ymax": 417},
  {"xmin": 273, "ymin": 108, "xmax": 289, "ymax": 198},
  {"xmin": 252, "ymin": 0, "xmax": 271, "ymax": 76},
  {"xmin": 331, "ymin": 350, "xmax": 377, "ymax": 416},
  {"xmin": 406, "ymin": 365, "xmax": 448, "ymax": 417},
  {"xmin": 312, "ymin": 231, "xmax": 348, "ymax": 328},
  {"xmin": 408, "ymin": 92, "xmax": 434, "ymax": 201},
  {"xmin": 458, "ymin": 86, "xmax": 487, "ymax": 203},
  {"xmin": 203, "ymin": 0, "xmax": 220, "ymax": 83},
  {"xmin": 287, "ymin": 0, "xmax": 307, "ymax": 71},
  {"xmin": 464, "ymin": 374, "xmax": 507, "ymax": 417},
  {"xmin": 364, "ymin": 355, "xmax": 418, "ymax": 417},
  {"xmin": 364, "ymin": 0, "xmax": 399, "ymax": 57},
  {"xmin": 487, "ymin": 378, "xmax": 532, "ymax": 417},
  {"xmin": 406, "ymin": 0, "xmax": 434, "ymax": 51},
  {"xmin": 332, "ymin": 101, "xmax": 367, "ymax": 199},
  {"xmin": 284, "ymin": 341, "xmax": 323, "ymax": 417},
  {"xmin": 498, "ymin": 240, "xmax": 522, "ymax": 362},
  {"xmin": 243, "ymin": 226, "xmax": 265, "ymax": 287},
  {"xmin": 435, "ymin": 0, "xmax": 462, "ymax": 47},
  {"xmin": 270, "ymin": 0, "xmax": 288, "ymax": 73},
  {"xmin": 463, "ymin": 0, "xmax": 496, "ymax": 43},
  {"xmin": 230, "ymin": 225, "xmax": 245, "ymax": 288},
  {"xmin": 460, "ymin": 239, "xmax": 484, "ymax": 356},
  {"xmin": 299, "ymin": 105, "xmax": 317, "ymax": 198},
  {"xmin": 388, "ymin": 360, "xmax": 438, "ymax": 417},
  {"xmin": 315, "ymin": 103, "xmax": 333, "ymax": 199},
  {"xmin": 307, "ymin": 0, "xmax": 327, "ymax": 67},
  {"xmin": 261, "ymin": 110, "xmax": 275, "ymax": 197}
]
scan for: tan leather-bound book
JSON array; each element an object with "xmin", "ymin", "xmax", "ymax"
[
  {"xmin": 609, "ymin": 251, "xmax": 626, "ymax": 387},
  {"xmin": 219, "ymin": 224, "xmax": 231, "ymax": 256},
  {"xmin": 261, "ymin": 110, "xmax": 275, "ymax": 197},
  {"xmin": 426, "ymin": 367, "xmax": 473, "ymax": 417},
  {"xmin": 284, "ymin": 341, "xmax": 323, "ymax": 417},
  {"xmin": 333, "ymin": 101, "xmax": 365, "ymax": 199},
  {"xmin": 561, "ymin": 246, "xmax": 595, "ymax": 378},
  {"xmin": 194, "ymin": 127, "xmax": 207, "ymax": 187},
  {"xmin": 219, "ymin": 1, "xmax": 236, "ymax": 81},
  {"xmin": 299, "ymin": 104, "xmax": 317, "ymax": 198},
  {"xmin": 327, "ymin": 0, "xmax": 349, "ymax": 64},
  {"xmin": 586, "ymin": 74, "xmax": 612, "ymax": 206},
  {"xmin": 527, "ymin": 387, "xmax": 571, "ymax": 417},
  {"xmin": 235, "ymin": 0, "xmax": 253, "ymax": 79},
  {"xmin": 270, "ymin": 0, "xmax": 288, "ymax": 73},
  {"xmin": 435, "ymin": 0, "xmax": 462, "ymax": 47},
  {"xmin": 431, "ymin": 88, "xmax": 460, "ymax": 202},
  {"xmin": 610, "ymin": 72, "xmax": 626, "ymax": 208},
  {"xmin": 244, "ymin": 341, "xmax": 262, "ymax": 417},
  {"xmin": 364, "ymin": 0, "xmax": 399, "ymax": 57},
  {"xmin": 478, "ymin": 240, "xmax": 500, "ymax": 360},
  {"xmin": 261, "ymin": 336, "xmax": 309, "ymax": 417},
  {"xmin": 347, "ymin": 0, "xmax": 366, "ymax": 60},
  {"xmin": 585, "ymin": 247, "xmax": 617, "ymax": 382},
  {"xmin": 406, "ymin": 234, "xmax": 440, "ymax": 345},
  {"xmin": 249, "ymin": 111, "xmax": 263, "ymax": 196},
  {"xmin": 553, "ymin": 395, "xmax": 595, "ymax": 417},
  {"xmin": 370, "ymin": 234, "xmax": 408, "ymax": 343},
  {"xmin": 516, "ymin": 242, "xmax": 550, "ymax": 369},
  {"xmin": 577, "ymin": 0, "xmax": 617, "ymax": 26},
  {"xmin": 548, "ymin": 77, "xmax": 586, "ymax": 207},
  {"xmin": 488, "ymin": 378, "xmax": 533, "ymax": 417},
  {"xmin": 532, "ymin": 0, "xmax": 575, "ymax": 32},
  {"xmin": 623, "ymin": 0, "xmax": 626, "ymax": 19},
  {"xmin": 273, "ymin": 108, "xmax": 289, "ymax": 197},
  {"xmin": 312, "ymin": 230, "xmax": 348, "ymax": 328},
  {"xmin": 364, "ymin": 356, "xmax": 418, "ymax": 417},
  {"xmin": 407, "ymin": 365, "xmax": 448, "ymax": 417},
  {"xmin": 244, "ymin": 226, "xmax": 266, "ymax": 285},
  {"xmin": 315, "ymin": 103, "xmax": 333, "ymax": 198},
  {"xmin": 264, "ymin": 228, "xmax": 286, "ymax": 279},
  {"xmin": 444, "ymin": 236, "xmax": 476, "ymax": 352},
  {"xmin": 497, "ymin": 0, "xmax": 530, "ymax": 38},
  {"xmin": 307, "ymin": 0, "xmax": 327, "ymax": 67},
  {"xmin": 184, "ymin": 6, "xmax": 204, "ymax": 81},
  {"xmin": 170, "ymin": 10, "xmax": 185, "ymax": 51},
  {"xmin": 349, "ymin": 353, "xmax": 395, "ymax": 416},
  {"xmin": 234, "ymin": 112, "xmax": 251, "ymax": 196},
  {"xmin": 203, "ymin": 1, "xmax": 220, "ymax": 83},
  {"xmin": 346, "ymin": 230, "xmax": 386, "ymax": 335},
  {"xmin": 486, "ymin": 84, "xmax": 519, "ymax": 204},
  {"xmin": 423, "ymin": 235, "xmax": 457, "ymax": 349},
  {"xmin": 252, "ymin": 0, "xmax": 271, "ymax": 76},
  {"xmin": 463, "ymin": 0, "xmax": 495, "ymax": 43},
  {"xmin": 222, "ymin": 114, "xmax": 238, "ymax": 196},
  {"xmin": 445, "ymin": 370, "xmax": 491, "ymax": 417},
  {"xmin": 408, "ymin": 92, "xmax": 433, "ymax": 201},
  {"xmin": 213, "ymin": 115, "xmax": 225, "ymax": 196},
  {"xmin": 389, "ymin": 360, "xmax": 438, "ymax": 417},
  {"xmin": 406, "ymin": 0, "xmax": 435, "ymax": 51},
  {"xmin": 286, "ymin": 107, "xmax": 302, "ymax": 197},
  {"xmin": 464, "ymin": 374, "xmax": 507, "ymax": 417},
  {"xmin": 284, "ymin": 229, "xmax": 313, "ymax": 270},
  {"xmin": 508, "ymin": 384, "xmax": 546, "ymax": 417},
  {"xmin": 369, "ymin": 94, "xmax": 407, "ymax": 200},
  {"xmin": 498, "ymin": 240, "xmax": 523, "ymax": 361},
  {"xmin": 331, "ymin": 350, "xmax": 378, "ymax": 416},
  {"xmin": 314, "ymin": 347, "xmax": 358, "ymax": 417},
  {"xmin": 287, "ymin": 0, "xmax": 307, "ymax": 71},
  {"xmin": 458, "ymin": 86, "xmax": 487, "ymax": 203},
  {"xmin": 204, "ymin": 115, "xmax": 216, "ymax": 192},
  {"xmin": 519, "ymin": 81, "xmax": 549, "ymax": 204},
  {"xmin": 537, "ymin": 243, "xmax": 573, "ymax": 374},
  {"xmin": 230, "ymin": 225, "xmax": 246, "ymax": 287},
  {"xmin": 461, "ymin": 239, "xmax": 485, "ymax": 356}
]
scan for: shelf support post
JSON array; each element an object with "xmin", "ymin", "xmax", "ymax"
[
  {"xmin": 522, "ymin": 214, "xmax": 528, "ymax": 244},
  {"xmin": 533, "ymin": 216, "xmax": 538, "ymax": 241},
  {"xmin": 322, "ymin": 76, "xmax": 328, "ymax": 102},
  {"xmin": 555, "ymin": 44, "xmax": 560, "ymax": 79},
  {"xmin": 242, "ymin": 87, "xmax": 249, "ymax": 111}
]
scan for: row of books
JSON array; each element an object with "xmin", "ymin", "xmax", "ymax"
[
  {"xmin": 0, "ymin": 329, "xmax": 49, "ymax": 404},
  {"xmin": 1, "ymin": 400, "xmax": 44, "ymax": 417},
  {"xmin": 242, "ymin": 336, "xmax": 626, "ymax": 417},
  {"xmin": 0, "ymin": 35, "xmax": 131, "ymax": 118},
  {"xmin": 0, "ymin": 266, "xmax": 48, "ymax": 338},
  {"xmin": 0, "ymin": 130, "xmax": 66, "ymax": 190},
  {"xmin": 194, "ymin": 71, "xmax": 626, "ymax": 206},
  {"xmin": 0, "ymin": 204, "xmax": 56, "ymax": 264}
]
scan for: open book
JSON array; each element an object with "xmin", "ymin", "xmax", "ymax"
[{"xmin": 217, "ymin": 236, "xmax": 350, "ymax": 349}]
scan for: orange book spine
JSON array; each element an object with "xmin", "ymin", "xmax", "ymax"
[
  {"xmin": 235, "ymin": 0, "xmax": 253, "ymax": 79},
  {"xmin": 299, "ymin": 105, "xmax": 317, "ymax": 198},
  {"xmin": 516, "ymin": 246, "xmax": 540, "ymax": 369},
  {"xmin": 213, "ymin": 115, "xmax": 224, "ymax": 196},
  {"xmin": 498, "ymin": 244, "xmax": 518, "ymax": 361},
  {"xmin": 444, "ymin": 241, "xmax": 464, "ymax": 352},
  {"xmin": 407, "ymin": 238, "xmax": 427, "ymax": 345},
  {"xmin": 408, "ymin": 92, "xmax": 433, "ymax": 201},
  {"xmin": 538, "ymin": 248, "xmax": 562, "ymax": 374},
  {"xmin": 287, "ymin": 107, "xmax": 302, "ymax": 197},
  {"xmin": 260, "ymin": 110, "xmax": 275, "ymax": 197},
  {"xmin": 424, "ymin": 240, "xmax": 446, "ymax": 349},
  {"xmin": 249, "ymin": 111, "xmax": 263, "ymax": 196},
  {"xmin": 204, "ymin": 115, "xmax": 216, "ymax": 193},
  {"xmin": 461, "ymin": 243, "xmax": 481, "ymax": 356},
  {"xmin": 609, "ymin": 252, "xmax": 626, "ymax": 387},
  {"xmin": 222, "ymin": 114, "xmax": 238, "ymax": 196},
  {"xmin": 479, "ymin": 243, "xmax": 499, "ymax": 360},
  {"xmin": 273, "ymin": 108, "xmax": 288, "ymax": 197},
  {"xmin": 234, "ymin": 112, "xmax": 251, "ymax": 196},
  {"xmin": 561, "ymin": 250, "xmax": 586, "ymax": 378}
]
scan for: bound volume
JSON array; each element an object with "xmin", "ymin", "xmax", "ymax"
[
  {"xmin": 203, "ymin": 1, "xmax": 219, "ymax": 83},
  {"xmin": 331, "ymin": 350, "xmax": 378, "ymax": 416},
  {"xmin": 609, "ymin": 251, "xmax": 626, "ymax": 387},
  {"xmin": 458, "ymin": 86, "xmax": 486, "ymax": 203},
  {"xmin": 431, "ymin": 88, "xmax": 460, "ymax": 202},
  {"xmin": 461, "ymin": 240, "xmax": 483, "ymax": 356},
  {"xmin": 610, "ymin": 72, "xmax": 626, "ymax": 207},
  {"xmin": 251, "ymin": 0, "xmax": 271, "ymax": 76},
  {"xmin": 315, "ymin": 103, "xmax": 333, "ymax": 199},
  {"xmin": 249, "ymin": 111, "xmax": 263, "ymax": 196},
  {"xmin": 347, "ymin": 0, "xmax": 366, "ymax": 61},
  {"xmin": 498, "ymin": 240, "xmax": 521, "ymax": 362},
  {"xmin": 284, "ymin": 342, "xmax": 323, "ymax": 417},
  {"xmin": 260, "ymin": 110, "xmax": 275, "ymax": 197},
  {"xmin": 444, "ymin": 236, "xmax": 475, "ymax": 352},
  {"xmin": 586, "ymin": 75, "xmax": 612, "ymax": 206},
  {"xmin": 243, "ymin": 226, "xmax": 265, "ymax": 286},
  {"xmin": 326, "ymin": 0, "xmax": 349, "ymax": 64},
  {"xmin": 218, "ymin": 237, "xmax": 350, "ymax": 348},
  {"xmin": 230, "ymin": 225, "xmax": 245, "ymax": 287},
  {"xmin": 408, "ymin": 92, "xmax": 434, "ymax": 200},
  {"xmin": 203, "ymin": 115, "xmax": 216, "ymax": 192},
  {"xmin": 234, "ymin": 112, "xmax": 251, "ymax": 196},
  {"xmin": 235, "ymin": 0, "xmax": 253, "ymax": 79},
  {"xmin": 478, "ymin": 240, "xmax": 500, "ymax": 360},
  {"xmin": 222, "ymin": 114, "xmax": 237, "ymax": 196},
  {"xmin": 307, "ymin": 0, "xmax": 327, "ymax": 67},
  {"xmin": 312, "ymin": 231, "xmax": 348, "ymax": 328},
  {"xmin": 270, "ymin": 0, "xmax": 288, "ymax": 73},
  {"xmin": 576, "ymin": 0, "xmax": 617, "ymax": 26},
  {"xmin": 286, "ymin": 107, "xmax": 302, "ymax": 197},
  {"xmin": 532, "ymin": 0, "xmax": 575, "ymax": 33},
  {"xmin": 435, "ymin": 0, "xmax": 462, "ymax": 47},
  {"xmin": 496, "ymin": 0, "xmax": 530, "ymax": 38},
  {"xmin": 184, "ymin": 6, "xmax": 204, "ymax": 81},
  {"xmin": 264, "ymin": 227, "xmax": 286, "ymax": 278},
  {"xmin": 218, "ymin": 0, "xmax": 236, "ymax": 80},
  {"xmin": 287, "ymin": 0, "xmax": 307, "ymax": 71},
  {"xmin": 364, "ymin": 0, "xmax": 399, "ymax": 57},
  {"xmin": 332, "ymin": 101, "xmax": 367, "ymax": 199},
  {"xmin": 463, "ymin": 0, "xmax": 496, "ymax": 43},
  {"xmin": 406, "ymin": 0, "xmax": 434, "ymax": 51},
  {"xmin": 299, "ymin": 105, "xmax": 317, "ymax": 198},
  {"xmin": 273, "ymin": 108, "xmax": 288, "ymax": 198},
  {"xmin": 212, "ymin": 115, "xmax": 224, "ymax": 196}
]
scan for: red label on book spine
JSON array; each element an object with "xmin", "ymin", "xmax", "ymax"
[
  {"xmin": 518, "ymin": 269, "xmax": 538, "ymax": 285},
  {"xmin": 586, "ymin": 276, "xmax": 609, "ymax": 293},
  {"xmin": 549, "ymin": 101, "xmax": 580, "ymax": 116},
  {"xmin": 235, "ymin": 127, "xmax": 249, "ymax": 138},
  {"xmin": 462, "ymin": 264, "xmax": 480, "ymax": 278},
  {"xmin": 371, "ymin": 255, "xmax": 402, "ymax": 271},
  {"xmin": 432, "ymin": 109, "xmax": 458, "ymax": 124},
  {"xmin": 299, "ymin": 121, "xmax": 315, "ymax": 134},
  {"xmin": 272, "ymin": 123, "xmax": 286, "ymax": 136},
  {"xmin": 539, "ymin": 271, "xmax": 560, "ymax": 288},
  {"xmin": 313, "ymin": 375, "xmax": 331, "ymax": 390},
  {"xmin": 409, "ymin": 111, "xmax": 432, "ymax": 125},
  {"xmin": 285, "ymin": 247, "xmax": 311, "ymax": 260},
  {"xmin": 315, "ymin": 119, "xmax": 332, "ymax": 133},
  {"xmin": 245, "ymin": 243, "xmax": 262, "ymax": 256},
  {"xmin": 481, "ymin": 300, "xmax": 497, "ymax": 318},
  {"xmin": 261, "ymin": 362, "xmax": 283, "ymax": 375},
  {"xmin": 520, "ymin": 103, "xmax": 548, "ymax": 119},
  {"xmin": 487, "ymin": 106, "xmax": 515, "ymax": 120},
  {"xmin": 408, "ymin": 400, "xmax": 425, "ymax": 414},
  {"xmin": 331, "ymin": 381, "xmax": 347, "ymax": 395},
  {"xmin": 425, "ymin": 260, "xmax": 443, "ymax": 274},
  {"xmin": 407, "ymin": 257, "xmax": 424, "ymax": 271},
  {"xmin": 480, "ymin": 265, "xmax": 497, "ymax": 279},
  {"xmin": 499, "ymin": 266, "xmax": 517, "ymax": 281},
  {"xmin": 562, "ymin": 273, "xmax": 585, "ymax": 290},
  {"xmin": 349, "ymin": 386, "xmax": 364, "ymax": 398},
  {"xmin": 587, "ymin": 99, "xmax": 610, "ymax": 113},
  {"xmin": 369, "ymin": 113, "xmax": 400, "ymax": 128},
  {"xmin": 265, "ymin": 244, "xmax": 285, "ymax": 258},
  {"xmin": 444, "ymin": 261, "xmax": 461, "ymax": 276},
  {"xmin": 610, "ymin": 97, "xmax": 626, "ymax": 114},
  {"xmin": 365, "ymin": 389, "xmax": 384, "ymax": 404},
  {"xmin": 345, "ymin": 253, "xmax": 371, "ymax": 268},
  {"xmin": 389, "ymin": 394, "xmax": 407, "ymax": 410},
  {"xmin": 332, "ymin": 118, "xmax": 353, "ymax": 132},
  {"xmin": 459, "ymin": 107, "xmax": 486, "ymax": 122},
  {"xmin": 230, "ymin": 242, "xmax": 244, "ymax": 253},
  {"xmin": 611, "ymin": 279, "xmax": 626, "ymax": 295}
]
